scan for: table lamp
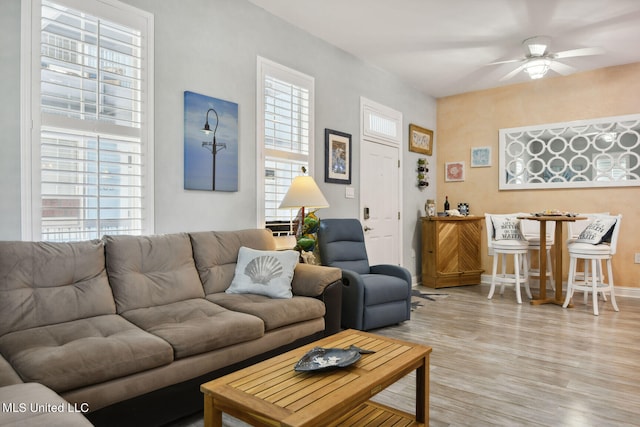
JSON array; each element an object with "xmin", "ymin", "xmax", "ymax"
[{"xmin": 279, "ymin": 175, "xmax": 329, "ymax": 238}]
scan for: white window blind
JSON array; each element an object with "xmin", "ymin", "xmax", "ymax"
[
  {"xmin": 257, "ymin": 58, "xmax": 314, "ymax": 232},
  {"xmin": 25, "ymin": 0, "xmax": 154, "ymax": 241}
]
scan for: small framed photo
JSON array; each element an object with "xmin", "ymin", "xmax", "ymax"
[
  {"xmin": 445, "ymin": 161, "xmax": 465, "ymax": 182},
  {"xmin": 471, "ymin": 146, "xmax": 492, "ymax": 167},
  {"xmin": 325, "ymin": 129, "xmax": 351, "ymax": 184},
  {"xmin": 409, "ymin": 124, "xmax": 433, "ymax": 155}
]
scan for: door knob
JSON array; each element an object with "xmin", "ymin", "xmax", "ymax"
[{"xmin": 364, "ymin": 226, "xmax": 373, "ymax": 232}]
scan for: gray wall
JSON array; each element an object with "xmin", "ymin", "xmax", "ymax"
[{"xmin": 0, "ymin": 0, "xmax": 437, "ymax": 280}]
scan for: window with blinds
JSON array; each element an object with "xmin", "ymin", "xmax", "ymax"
[
  {"xmin": 258, "ymin": 58, "xmax": 314, "ymax": 233},
  {"xmin": 26, "ymin": 0, "xmax": 153, "ymax": 241}
]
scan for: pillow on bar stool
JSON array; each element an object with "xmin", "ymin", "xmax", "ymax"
[
  {"xmin": 575, "ymin": 217, "xmax": 617, "ymax": 245},
  {"xmin": 492, "ymin": 217, "xmax": 526, "ymax": 241}
]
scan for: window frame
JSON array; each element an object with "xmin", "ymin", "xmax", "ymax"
[
  {"xmin": 256, "ymin": 57, "xmax": 315, "ymax": 232},
  {"xmin": 21, "ymin": 0, "xmax": 155, "ymax": 241}
]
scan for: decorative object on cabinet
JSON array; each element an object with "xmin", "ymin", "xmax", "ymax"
[
  {"xmin": 425, "ymin": 199, "xmax": 436, "ymax": 217},
  {"xmin": 457, "ymin": 203, "xmax": 470, "ymax": 216},
  {"xmin": 409, "ymin": 124, "xmax": 433, "ymax": 155},
  {"xmin": 445, "ymin": 161, "xmax": 465, "ymax": 182},
  {"xmin": 417, "ymin": 157, "xmax": 429, "ymax": 188},
  {"xmin": 324, "ymin": 129, "xmax": 352, "ymax": 184},
  {"xmin": 471, "ymin": 146, "xmax": 492, "ymax": 167},
  {"xmin": 421, "ymin": 216, "xmax": 484, "ymax": 288}
]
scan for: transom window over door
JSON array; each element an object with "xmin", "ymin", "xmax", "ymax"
[
  {"xmin": 257, "ymin": 57, "xmax": 315, "ymax": 234},
  {"xmin": 22, "ymin": 0, "xmax": 154, "ymax": 241}
]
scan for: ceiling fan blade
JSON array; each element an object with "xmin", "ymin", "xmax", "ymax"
[
  {"xmin": 487, "ymin": 58, "xmax": 523, "ymax": 66},
  {"xmin": 499, "ymin": 64, "xmax": 527, "ymax": 81},
  {"xmin": 554, "ymin": 47, "xmax": 605, "ymax": 59},
  {"xmin": 549, "ymin": 61, "xmax": 576, "ymax": 76}
]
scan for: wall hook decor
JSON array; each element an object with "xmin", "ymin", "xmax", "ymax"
[{"xmin": 417, "ymin": 158, "xmax": 429, "ymax": 189}]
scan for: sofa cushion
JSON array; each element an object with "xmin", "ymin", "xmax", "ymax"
[
  {"xmin": 121, "ymin": 298, "xmax": 264, "ymax": 359},
  {"xmin": 104, "ymin": 233, "xmax": 205, "ymax": 312},
  {"xmin": 0, "ymin": 383, "xmax": 93, "ymax": 426},
  {"xmin": 207, "ymin": 293, "xmax": 326, "ymax": 331},
  {"xmin": 0, "ymin": 315, "xmax": 173, "ymax": 393},
  {"xmin": 227, "ymin": 247, "xmax": 299, "ymax": 299},
  {"xmin": 189, "ymin": 229, "xmax": 275, "ymax": 295},
  {"xmin": 0, "ymin": 240, "xmax": 115, "ymax": 336},
  {"xmin": 0, "ymin": 354, "xmax": 22, "ymax": 387}
]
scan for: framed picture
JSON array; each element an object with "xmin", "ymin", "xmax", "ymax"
[
  {"xmin": 325, "ymin": 129, "xmax": 352, "ymax": 184},
  {"xmin": 445, "ymin": 161, "xmax": 465, "ymax": 182},
  {"xmin": 408, "ymin": 124, "xmax": 433, "ymax": 155},
  {"xmin": 471, "ymin": 146, "xmax": 492, "ymax": 167},
  {"xmin": 184, "ymin": 91, "xmax": 238, "ymax": 191}
]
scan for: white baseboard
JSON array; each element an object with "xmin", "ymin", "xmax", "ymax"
[
  {"xmin": 478, "ymin": 274, "xmax": 640, "ymax": 298},
  {"xmin": 413, "ymin": 274, "xmax": 640, "ymax": 298}
]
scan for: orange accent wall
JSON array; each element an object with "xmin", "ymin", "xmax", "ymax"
[{"xmin": 436, "ymin": 62, "xmax": 640, "ymax": 288}]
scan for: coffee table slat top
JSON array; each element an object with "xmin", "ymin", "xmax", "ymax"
[{"xmin": 201, "ymin": 329, "xmax": 431, "ymax": 427}]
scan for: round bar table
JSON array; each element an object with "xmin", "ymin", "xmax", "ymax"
[{"xmin": 518, "ymin": 215, "xmax": 586, "ymax": 306}]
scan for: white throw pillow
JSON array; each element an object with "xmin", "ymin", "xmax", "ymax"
[
  {"xmin": 492, "ymin": 217, "xmax": 525, "ymax": 241},
  {"xmin": 227, "ymin": 247, "xmax": 299, "ymax": 299},
  {"xmin": 576, "ymin": 217, "xmax": 617, "ymax": 244}
]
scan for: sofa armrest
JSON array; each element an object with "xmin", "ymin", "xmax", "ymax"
[
  {"xmin": 315, "ymin": 280, "xmax": 342, "ymax": 336},
  {"xmin": 291, "ymin": 263, "xmax": 343, "ymax": 336},
  {"xmin": 291, "ymin": 263, "xmax": 342, "ymax": 297}
]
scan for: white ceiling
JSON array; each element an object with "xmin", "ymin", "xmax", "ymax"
[{"xmin": 248, "ymin": 0, "xmax": 640, "ymax": 98}]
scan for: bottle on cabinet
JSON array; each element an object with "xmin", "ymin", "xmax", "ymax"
[{"xmin": 444, "ymin": 196, "xmax": 450, "ymax": 211}]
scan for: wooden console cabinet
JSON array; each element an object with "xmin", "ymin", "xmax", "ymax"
[{"xmin": 421, "ymin": 216, "xmax": 483, "ymax": 288}]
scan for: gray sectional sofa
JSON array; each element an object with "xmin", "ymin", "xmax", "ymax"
[{"xmin": 0, "ymin": 229, "xmax": 342, "ymax": 426}]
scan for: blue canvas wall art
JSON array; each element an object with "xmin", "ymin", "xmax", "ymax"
[{"xmin": 184, "ymin": 91, "xmax": 238, "ymax": 191}]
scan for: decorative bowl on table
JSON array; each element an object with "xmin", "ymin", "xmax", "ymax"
[{"xmin": 294, "ymin": 346, "xmax": 365, "ymax": 372}]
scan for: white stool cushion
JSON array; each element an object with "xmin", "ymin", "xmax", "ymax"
[
  {"xmin": 492, "ymin": 239, "xmax": 530, "ymax": 251},
  {"xmin": 568, "ymin": 242, "xmax": 612, "ymax": 256}
]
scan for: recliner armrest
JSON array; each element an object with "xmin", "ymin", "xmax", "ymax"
[{"xmin": 370, "ymin": 264, "xmax": 412, "ymax": 286}]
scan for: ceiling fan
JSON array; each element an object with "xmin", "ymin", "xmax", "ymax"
[{"xmin": 489, "ymin": 36, "xmax": 604, "ymax": 81}]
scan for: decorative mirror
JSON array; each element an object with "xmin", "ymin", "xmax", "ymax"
[{"xmin": 499, "ymin": 114, "xmax": 640, "ymax": 190}]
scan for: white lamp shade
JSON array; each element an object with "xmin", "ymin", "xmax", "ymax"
[{"xmin": 279, "ymin": 176, "xmax": 329, "ymax": 209}]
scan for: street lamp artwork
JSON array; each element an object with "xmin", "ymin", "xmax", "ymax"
[
  {"xmin": 184, "ymin": 91, "xmax": 238, "ymax": 192},
  {"xmin": 201, "ymin": 108, "xmax": 227, "ymax": 191}
]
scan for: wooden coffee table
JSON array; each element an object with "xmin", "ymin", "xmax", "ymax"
[{"xmin": 201, "ymin": 329, "xmax": 432, "ymax": 427}]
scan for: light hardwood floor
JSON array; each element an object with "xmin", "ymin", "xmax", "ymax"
[{"xmin": 170, "ymin": 284, "xmax": 640, "ymax": 427}]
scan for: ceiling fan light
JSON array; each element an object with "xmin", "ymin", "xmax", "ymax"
[{"xmin": 524, "ymin": 59, "xmax": 551, "ymax": 79}]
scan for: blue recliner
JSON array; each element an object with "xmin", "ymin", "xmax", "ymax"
[{"xmin": 318, "ymin": 218, "xmax": 412, "ymax": 331}]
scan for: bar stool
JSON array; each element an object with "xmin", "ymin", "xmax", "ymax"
[
  {"xmin": 567, "ymin": 213, "xmax": 610, "ymax": 287},
  {"xmin": 485, "ymin": 214, "xmax": 531, "ymax": 304},
  {"xmin": 563, "ymin": 214, "xmax": 622, "ymax": 315}
]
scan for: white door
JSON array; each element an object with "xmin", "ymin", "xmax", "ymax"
[{"xmin": 361, "ymin": 140, "xmax": 401, "ymax": 265}]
